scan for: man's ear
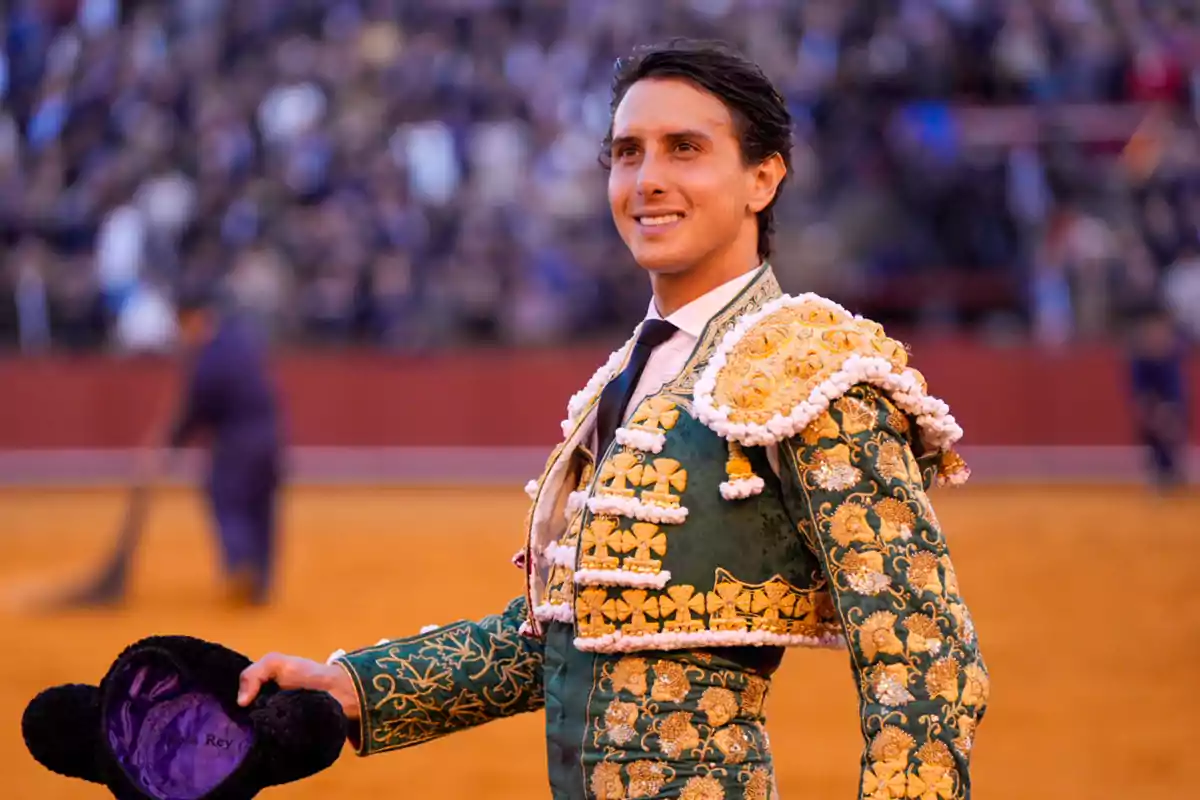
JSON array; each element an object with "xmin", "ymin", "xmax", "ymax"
[{"xmin": 748, "ymin": 152, "xmax": 787, "ymax": 214}]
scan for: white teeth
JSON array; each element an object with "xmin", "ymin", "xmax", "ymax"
[{"xmin": 639, "ymin": 214, "xmax": 682, "ymax": 226}]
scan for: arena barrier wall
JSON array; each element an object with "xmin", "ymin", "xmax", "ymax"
[{"xmin": 1, "ymin": 341, "xmax": 1197, "ymax": 485}]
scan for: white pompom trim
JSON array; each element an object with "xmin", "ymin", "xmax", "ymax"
[
  {"xmin": 719, "ymin": 476, "xmax": 765, "ymax": 500},
  {"xmin": 524, "ymin": 479, "xmax": 539, "ymax": 499},
  {"xmin": 587, "ymin": 494, "xmax": 688, "ymax": 525},
  {"xmin": 693, "ymin": 294, "xmax": 964, "ymax": 453},
  {"xmin": 560, "ymin": 331, "xmax": 638, "ymax": 437},
  {"xmin": 564, "ymin": 491, "xmax": 589, "ymax": 522},
  {"xmin": 574, "ymin": 628, "xmax": 846, "ymax": 653},
  {"xmin": 325, "ymin": 648, "xmax": 346, "ymax": 665},
  {"xmin": 533, "ymin": 602, "xmax": 576, "ymax": 624},
  {"xmin": 938, "ymin": 465, "xmax": 971, "ymax": 486},
  {"xmin": 544, "ymin": 540, "xmax": 578, "ymax": 568},
  {"xmin": 615, "ymin": 427, "xmax": 666, "ymax": 453},
  {"xmin": 573, "ymin": 568, "xmax": 672, "ymax": 588}
]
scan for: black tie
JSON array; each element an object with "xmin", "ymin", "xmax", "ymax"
[{"xmin": 595, "ymin": 318, "xmax": 678, "ymax": 458}]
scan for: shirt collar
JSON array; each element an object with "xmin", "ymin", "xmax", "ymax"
[{"xmin": 645, "ymin": 267, "xmax": 761, "ymax": 338}]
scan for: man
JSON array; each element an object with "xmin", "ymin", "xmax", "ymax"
[
  {"xmin": 238, "ymin": 40, "xmax": 988, "ymax": 799},
  {"xmin": 141, "ymin": 286, "xmax": 286, "ymax": 606},
  {"xmin": 1126, "ymin": 300, "xmax": 1189, "ymax": 490}
]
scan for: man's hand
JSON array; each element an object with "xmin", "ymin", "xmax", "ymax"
[{"xmin": 238, "ymin": 653, "xmax": 360, "ymax": 722}]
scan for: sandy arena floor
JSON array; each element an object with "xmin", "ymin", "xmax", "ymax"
[{"xmin": 2, "ymin": 483, "xmax": 1196, "ymax": 799}]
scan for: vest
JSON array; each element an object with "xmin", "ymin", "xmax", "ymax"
[{"xmin": 519, "ymin": 265, "xmax": 968, "ymax": 654}]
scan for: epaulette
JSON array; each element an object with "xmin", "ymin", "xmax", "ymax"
[{"xmin": 693, "ymin": 293, "xmax": 969, "ymax": 486}]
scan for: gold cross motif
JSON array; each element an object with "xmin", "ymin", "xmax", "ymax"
[
  {"xmin": 628, "ymin": 397, "xmax": 680, "ymax": 433},
  {"xmin": 706, "ymin": 583, "xmax": 749, "ymax": 632},
  {"xmin": 660, "ymin": 585, "xmax": 707, "ymax": 633},
  {"xmin": 747, "ymin": 580, "xmax": 796, "ymax": 635},
  {"xmin": 639, "ymin": 458, "xmax": 688, "ymax": 508},
  {"xmin": 576, "ymin": 588, "xmax": 616, "ymax": 637},
  {"xmin": 580, "ymin": 517, "xmax": 622, "ymax": 570},
  {"xmin": 598, "ymin": 452, "xmax": 644, "ymax": 498},
  {"xmin": 615, "ymin": 590, "xmax": 661, "ymax": 636},
  {"xmin": 620, "ymin": 523, "xmax": 667, "ymax": 574}
]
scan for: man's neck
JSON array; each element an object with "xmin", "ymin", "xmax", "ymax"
[{"xmin": 649, "ymin": 255, "xmax": 761, "ymax": 318}]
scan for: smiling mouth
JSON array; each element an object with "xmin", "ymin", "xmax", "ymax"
[{"xmin": 636, "ymin": 213, "xmax": 684, "ymax": 227}]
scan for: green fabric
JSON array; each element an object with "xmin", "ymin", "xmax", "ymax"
[
  {"xmin": 777, "ymin": 384, "xmax": 989, "ymax": 799},
  {"xmin": 335, "ymin": 596, "xmax": 545, "ymax": 756}
]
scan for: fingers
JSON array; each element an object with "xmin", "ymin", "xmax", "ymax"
[{"xmin": 237, "ymin": 652, "xmax": 282, "ymax": 707}]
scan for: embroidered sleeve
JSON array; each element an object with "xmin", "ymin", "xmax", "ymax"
[
  {"xmin": 778, "ymin": 384, "xmax": 989, "ymax": 799},
  {"xmin": 333, "ymin": 596, "xmax": 545, "ymax": 756}
]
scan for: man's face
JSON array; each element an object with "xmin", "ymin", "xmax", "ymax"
[{"xmin": 607, "ymin": 77, "xmax": 772, "ymax": 275}]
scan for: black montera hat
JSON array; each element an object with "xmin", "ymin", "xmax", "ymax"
[{"xmin": 21, "ymin": 635, "xmax": 346, "ymax": 799}]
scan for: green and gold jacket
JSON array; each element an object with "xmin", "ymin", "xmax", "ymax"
[{"xmin": 332, "ymin": 265, "xmax": 989, "ymax": 799}]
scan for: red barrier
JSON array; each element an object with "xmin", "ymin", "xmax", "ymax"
[{"xmin": 1, "ymin": 342, "xmax": 1197, "ymax": 448}]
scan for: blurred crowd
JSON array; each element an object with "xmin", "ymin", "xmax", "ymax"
[{"xmin": 0, "ymin": 0, "xmax": 1198, "ymax": 353}]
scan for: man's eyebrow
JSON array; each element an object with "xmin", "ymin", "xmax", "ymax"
[{"xmin": 609, "ymin": 129, "xmax": 714, "ymax": 149}]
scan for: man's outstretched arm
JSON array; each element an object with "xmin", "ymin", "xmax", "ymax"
[{"xmin": 238, "ymin": 597, "xmax": 545, "ymax": 757}]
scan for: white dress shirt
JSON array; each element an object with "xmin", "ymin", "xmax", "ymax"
[{"xmin": 589, "ymin": 267, "xmax": 782, "ymax": 475}]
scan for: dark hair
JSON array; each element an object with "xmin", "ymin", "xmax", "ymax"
[{"xmin": 600, "ymin": 39, "xmax": 794, "ymax": 261}]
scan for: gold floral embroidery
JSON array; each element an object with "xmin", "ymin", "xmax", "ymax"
[
  {"xmin": 962, "ymin": 662, "xmax": 989, "ymax": 707},
  {"xmin": 869, "ymin": 663, "xmax": 915, "ymax": 707},
  {"xmin": 627, "ymin": 761, "xmax": 670, "ymax": 798},
  {"xmin": 843, "ymin": 550, "xmax": 891, "ymax": 595},
  {"xmin": 681, "ymin": 775, "xmax": 726, "ymax": 800},
  {"xmin": 604, "ymin": 700, "xmax": 640, "ymax": 745},
  {"xmin": 591, "ymin": 761, "xmax": 626, "ymax": 800},
  {"xmin": 628, "ymin": 397, "xmax": 681, "ymax": 436},
  {"xmin": 616, "ymin": 590, "xmax": 661, "ymax": 637},
  {"xmin": 741, "ymin": 580, "xmax": 797, "ymax": 635},
  {"xmin": 698, "ymin": 687, "xmax": 739, "ymax": 727},
  {"xmin": 858, "ymin": 610, "xmax": 905, "ymax": 661},
  {"xmin": 953, "ymin": 715, "xmax": 976, "ymax": 757},
  {"xmin": 862, "ymin": 761, "xmax": 908, "ymax": 799},
  {"xmin": 714, "ymin": 725, "xmax": 752, "ymax": 764},
  {"xmin": 874, "ymin": 498, "xmax": 916, "ymax": 543},
  {"xmin": 741, "ymin": 676, "xmax": 768, "ymax": 718},
  {"xmin": 801, "ymin": 410, "xmax": 840, "ymax": 445},
  {"xmin": 640, "ymin": 458, "xmax": 688, "ymax": 508},
  {"xmin": 876, "ymin": 439, "xmax": 922, "ymax": 484},
  {"xmin": 657, "ymin": 711, "xmax": 701, "ymax": 757},
  {"xmin": 611, "ymin": 657, "xmax": 649, "ymax": 697},
  {"xmin": 941, "ymin": 556, "xmax": 960, "ymax": 596},
  {"xmin": 907, "ymin": 741, "xmax": 958, "ymax": 800},
  {"xmin": 577, "ymin": 587, "xmax": 617, "ymax": 638},
  {"xmin": 886, "ymin": 405, "xmax": 910, "ymax": 436},
  {"xmin": 707, "ymin": 582, "xmax": 749, "ymax": 632},
  {"xmin": 924, "ymin": 656, "xmax": 961, "ymax": 703},
  {"xmin": 812, "ymin": 443, "xmax": 862, "ymax": 490},
  {"xmin": 834, "ymin": 395, "xmax": 877, "ymax": 434},
  {"xmin": 660, "ymin": 585, "xmax": 708, "ymax": 633},
  {"xmin": 651, "ymin": 661, "xmax": 691, "ymax": 704},
  {"xmin": 598, "ymin": 452, "xmax": 645, "ymax": 498},
  {"xmin": 829, "ymin": 502, "xmax": 876, "ymax": 547},
  {"xmin": 908, "ymin": 551, "xmax": 943, "ymax": 596},
  {"xmin": 903, "ymin": 614, "xmax": 943, "ymax": 656},
  {"xmin": 581, "ymin": 517, "xmax": 623, "ymax": 571},
  {"xmin": 869, "ymin": 725, "xmax": 916, "ymax": 763},
  {"xmin": 742, "ymin": 767, "xmax": 772, "ymax": 800},
  {"xmin": 620, "ymin": 523, "xmax": 668, "ymax": 575},
  {"xmin": 948, "ymin": 603, "xmax": 976, "ymax": 644}
]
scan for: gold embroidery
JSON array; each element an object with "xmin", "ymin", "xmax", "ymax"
[
  {"xmin": 858, "ymin": 610, "xmax": 905, "ymax": 661},
  {"xmin": 953, "ymin": 715, "xmax": 976, "ymax": 757},
  {"xmin": 813, "ymin": 444, "xmax": 862, "ymax": 490},
  {"xmin": 698, "ymin": 687, "xmax": 739, "ymax": 727},
  {"xmin": 611, "ymin": 657, "xmax": 649, "ymax": 697},
  {"xmin": 581, "ymin": 518, "xmax": 623, "ymax": 571},
  {"xmin": 843, "ymin": 550, "xmax": 892, "ymax": 595},
  {"xmin": 713, "ymin": 725, "xmax": 752, "ymax": 764},
  {"xmin": 924, "ymin": 656, "xmax": 961, "ymax": 703},
  {"xmin": 604, "ymin": 700, "xmax": 640, "ymax": 746},
  {"xmin": 681, "ymin": 775, "xmax": 726, "ymax": 800},
  {"xmin": 627, "ymin": 761, "xmax": 670, "ymax": 798},
  {"xmin": 707, "ymin": 582, "xmax": 749, "ymax": 632},
  {"xmin": 941, "ymin": 556, "xmax": 960, "ymax": 596},
  {"xmin": 741, "ymin": 580, "xmax": 797, "ymax": 635},
  {"xmin": 620, "ymin": 523, "xmax": 668, "ymax": 574},
  {"xmin": 650, "ymin": 661, "xmax": 691, "ymax": 704},
  {"xmin": 870, "ymin": 725, "xmax": 917, "ymax": 763},
  {"xmin": 949, "ymin": 603, "xmax": 976, "ymax": 643},
  {"xmin": 599, "ymin": 452, "xmax": 645, "ymax": 498},
  {"xmin": 829, "ymin": 502, "xmax": 876, "ymax": 547},
  {"xmin": 640, "ymin": 458, "xmax": 688, "ymax": 508},
  {"xmin": 725, "ymin": 440, "xmax": 757, "ymax": 480},
  {"xmin": 862, "ymin": 761, "xmax": 908, "ymax": 799},
  {"xmin": 577, "ymin": 588, "xmax": 617, "ymax": 638},
  {"xmin": 834, "ymin": 395, "xmax": 877, "ymax": 434},
  {"xmin": 743, "ymin": 767, "xmax": 772, "ymax": 800},
  {"xmin": 962, "ymin": 662, "xmax": 989, "ymax": 707},
  {"xmin": 628, "ymin": 397, "xmax": 681, "ymax": 436},
  {"xmin": 869, "ymin": 663, "xmax": 915, "ymax": 707},
  {"xmin": 877, "ymin": 439, "xmax": 922, "ymax": 484},
  {"xmin": 741, "ymin": 676, "xmax": 768, "ymax": 718},
  {"xmin": 616, "ymin": 590, "xmax": 661, "ymax": 637},
  {"xmin": 657, "ymin": 711, "xmax": 701, "ymax": 757},
  {"xmin": 907, "ymin": 741, "xmax": 958, "ymax": 800},
  {"xmin": 591, "ymin": 762, "xmax": 626, "ymax": 800},
  {"xmin": 903, "ymin": 614, "xmax": 943, "ymax": 656},
  {"xmin": 874, "ymin": 498, "xmax": 916, "ymax": 543},
  {"xmin": 908, "ymin": 552, "xmax": 943, "ymax": 596},
  {"xmin": 801, "ymin": 410, "xmax": 840, "ymax": 445},
  {"xmin": 660, "ymin": 585, "xmax": 708, "ymax": 633}
]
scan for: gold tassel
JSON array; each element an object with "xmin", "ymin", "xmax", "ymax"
[{"xmin": 725, "ymin": 441, "xmax": 759, "ymax": 484}]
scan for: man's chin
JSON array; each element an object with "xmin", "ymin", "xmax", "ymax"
[{"xmin": 631, "ymin": 247, "xmax": 695, "ymax": 275}]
